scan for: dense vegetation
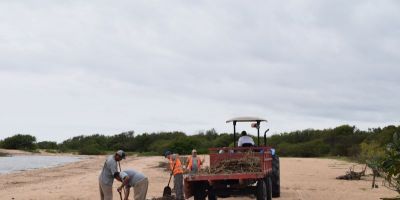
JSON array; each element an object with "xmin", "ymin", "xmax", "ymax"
[
  {"xmin": 270, "ymin": 125, "xmax": 400, "ymax": 159},
  {"xmin": 37, "ymin": 141, "xmax": 58, "ymax": 149},
  {"xmin": 0, "ymin": 125, "xmax": 399, "ymax": 158},
  {"xmin": 57, "ymin": 129, "xmax": 226, "ymax": 155}
]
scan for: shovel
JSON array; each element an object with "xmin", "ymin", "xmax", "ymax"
[
  {"xmin": 118, "ymin": 191, "xmax": 123, "ymax": 200},
  {"xmin": 118, "ymin": 161, "xmax": 125, "ymax": 199},
  {"xmin": 163, "ymin": 160, "xmax": 177, "ymax": 197}
]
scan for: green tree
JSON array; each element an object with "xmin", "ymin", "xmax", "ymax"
[
  {"xmin": 212, "ymin": 133, "xmax": 233, "ymax": 148},
  {"xmin": 379, "ymin": 132, "xmax": 400, "ymax": 194},
  {"xmin": 2, "ymin": 134, "xmax": 37, "ymax": 150},
  {"xmin": 79, "ymin": 143, "xmax": 105, "ymax": 155},
  {"xmin": 170, "ymin": 137, "xmax": 201, "ymax": 155},
  {"xmin": 108, "ymin": 131, "xmax": 135, "ymax": 151},
  {"xmin": 37, "ymin": 141, "xmax": 58, "ymax": 149}
]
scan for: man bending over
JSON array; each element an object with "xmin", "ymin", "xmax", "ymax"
[{"xmin": 114, "ymin": 169, "xmax": 148, "ymax": 200}]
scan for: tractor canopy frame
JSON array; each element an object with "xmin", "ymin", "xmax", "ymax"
[{"xmin": 226, "ymin": 116, "xmax": 268, "ymax": 147}]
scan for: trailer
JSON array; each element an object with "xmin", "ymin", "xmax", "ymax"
[{"xmin": 184, "ymin": 117, "xmax": 280, "ymax": 200}]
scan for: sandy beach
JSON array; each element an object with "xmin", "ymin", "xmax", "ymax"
[{"xmin": 0, "ymin": 151, "xmax": 397, "ymax": 200}]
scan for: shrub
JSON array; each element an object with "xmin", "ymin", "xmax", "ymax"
[
  {"xmin": 359, "ymin": 141, "xmax": 385, "ymax": 163},
  {"xmin": 79, "ymin": 144, "xmax": 105, "ymax": 155},
  {"xmin": 277, "ymin": 139, "xmax": 330, "ymax": 157},
  {"xmin": 37, "ymin": 141, "xmax": 58, "ymax": 149},
  {"xmin": 149, "ymin": 139, "xmax": 172, "ymax": 155},
  {"xmin": 213, "ymin": 133, "xmax": 233, "ymax": 148},
  {"xmin": 170, "ymin": 137, "xmax": 201, "ymax": 155},
  {"xmin": 379, "ymin": 133, "xmax": 400, "ymax": 194},
  {"xmin": 44, "ymin": 149, "xmax": 58, "ymax": 153}
]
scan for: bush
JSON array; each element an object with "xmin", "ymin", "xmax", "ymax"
[
  {"xmin": 212, "ymin": 133, "xmax": 233, "ymax": 148},
  {"xmin": 108, "ymin": 132, "xmax": 135, "ymax": 151},
  {"xmin": 44, "ymin": 149, "xmax": 58, "ymax": 153},
  {"xmin": 61, "ymin": 134, "xmax": 109, "ymax": 150},
  {"xmin": 277, "ymin": 139, "xmax": 330, "ymax": 157},
  {"xmin": 37, "ymin": 141, "xmax": 58, "ymax": 149},
  {"xmin": 359, "ymin": 141, "xmax": 385, "ymax": 163},
  {"xmin": 57, "ymin": 144, "xmax": 70, "ymax": 153},
  {"xmin": 79, "ymin": 144, "xmax": 105, "ymax": 155},
  {"xmin": 379, "ymin": 133, "xmax": 400, "ymax": 194},
  {"xmin": 149, "ymin": 139, "xmax": 172, "ymax": 155},
  {"xmin": 170, "ymin": 137, "xmax": 201, "ymax": 155},
  {"xmin": 1, "ymin": 134, "xmax": 37, "ymax": 150}
]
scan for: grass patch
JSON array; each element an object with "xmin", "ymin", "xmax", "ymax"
[
  {"xmin": 137, "ymin": 151, "xmax": 159, "ymax": 156},
  {"xmin": 321, "ymin": 156, "xmax": 356, "ymax": 163},
  {"xmin": 21, "ymin": 149, "xmax": 40, "ymax": 153},
  {"xmin": 44, "ymin": 149, "xmax": 58, "ymax": 153},
  {"xmin": 57, "ymin": 148, "xmax": 79, "ymax": 154}
]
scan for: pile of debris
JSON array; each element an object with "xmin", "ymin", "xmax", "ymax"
[
  {"xmin": 151, "ymin": 196, "xmax": 176, "ymax": 200},
  {"xmin": 201, "ymin": 156, "xmax": 261, "ymax": 174},
  {"xmin": 336, "ymin": 165, "xmax": 367, "ymax": 180}
]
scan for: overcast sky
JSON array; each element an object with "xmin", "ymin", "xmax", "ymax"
[{"xmin": 0, "ymin": 1, "xmax": 399, "ymax": 142}]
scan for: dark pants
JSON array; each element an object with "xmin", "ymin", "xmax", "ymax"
[
  {"xmin": 174, "ymin": 173, "xmax": 184, "ymax": 200},
  {"xmin": 242, "ymin": 143, "xmax": 254, "ymax": 147}
]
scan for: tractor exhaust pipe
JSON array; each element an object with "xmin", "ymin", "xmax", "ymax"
[{"xmin": 264, "ymin": 129, "xmax": 269, "ymax": 146}]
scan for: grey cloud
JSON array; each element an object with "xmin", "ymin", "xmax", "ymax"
[{"xmin": 0, "ymin": 0, "xmax": 399, "ymax": 141}]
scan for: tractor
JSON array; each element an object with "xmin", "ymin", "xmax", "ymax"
[{"xmin": 184, "ymin": 117, "xmax": 280, "ymax": 200}]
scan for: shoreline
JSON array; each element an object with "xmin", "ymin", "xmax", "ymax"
[
  {"xmin": 0, "ymin": 148, "xmax": 90, "ymax": 175},
  {"xmin": 0, "ymin": 148, "xmax": 78, "ymax": 156}
]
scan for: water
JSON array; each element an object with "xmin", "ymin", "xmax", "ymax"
[{"xmin": 0, "ymin": 155, "xmax": 83, "ymax": 174}]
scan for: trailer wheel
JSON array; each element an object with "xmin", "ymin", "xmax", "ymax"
[
  {"xmin": 207, "ymin": 187, "xmax": 217, "ymax": 200},
  {"xmin": 272, "ymin": 155, "xmax": 280, "ymax": 197},
  {"xmin": 193, "ymin": 182, "xmax": 207, "ymax": 200},
  {"xmin": 256, "ymin": 179, "xmax": 267, "ymax": 200}
]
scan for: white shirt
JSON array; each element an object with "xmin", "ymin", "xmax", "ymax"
[
  {"xmin": 99, "ymin": 155, "xmax": 118, "ymax": 186},
  {"xmin": 119, "ymin": 170, "xmax": 146, "ymax": 187},
  {"xmin": 238, "ymin": 135, "xmax": 255, "ymax": 147}
]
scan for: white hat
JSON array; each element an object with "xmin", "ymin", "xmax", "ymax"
[
  {"xmin": 119, "ymin": 171, "xmax": 128, "ymax": 180},
  {"xmin": 116, "ymin": 150, "xmax": 126, "ymax": 159}
]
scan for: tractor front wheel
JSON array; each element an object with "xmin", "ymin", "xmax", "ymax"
[
  {"xmin": 272, "ymin": 155, "xmax": 281, "ymax": 197},
  {"xmin": 256, "ymin": 179, "xmax": 267, "ymax": 200},
  {"xmin": 207, "ymin": 186, "xmax": 217, "ymax": 200},
  {"xmin": 265, "ymin": 176, "xmax": 272, "ymax": 200}
]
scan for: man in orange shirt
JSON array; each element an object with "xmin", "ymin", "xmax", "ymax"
[
  {"xmin": 164, "ymin": 151, "xmax": 184, "ymax": 200},
  {"xmin": 186, "ymin": 149, "xmax": 202, "ymax": 175}
]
